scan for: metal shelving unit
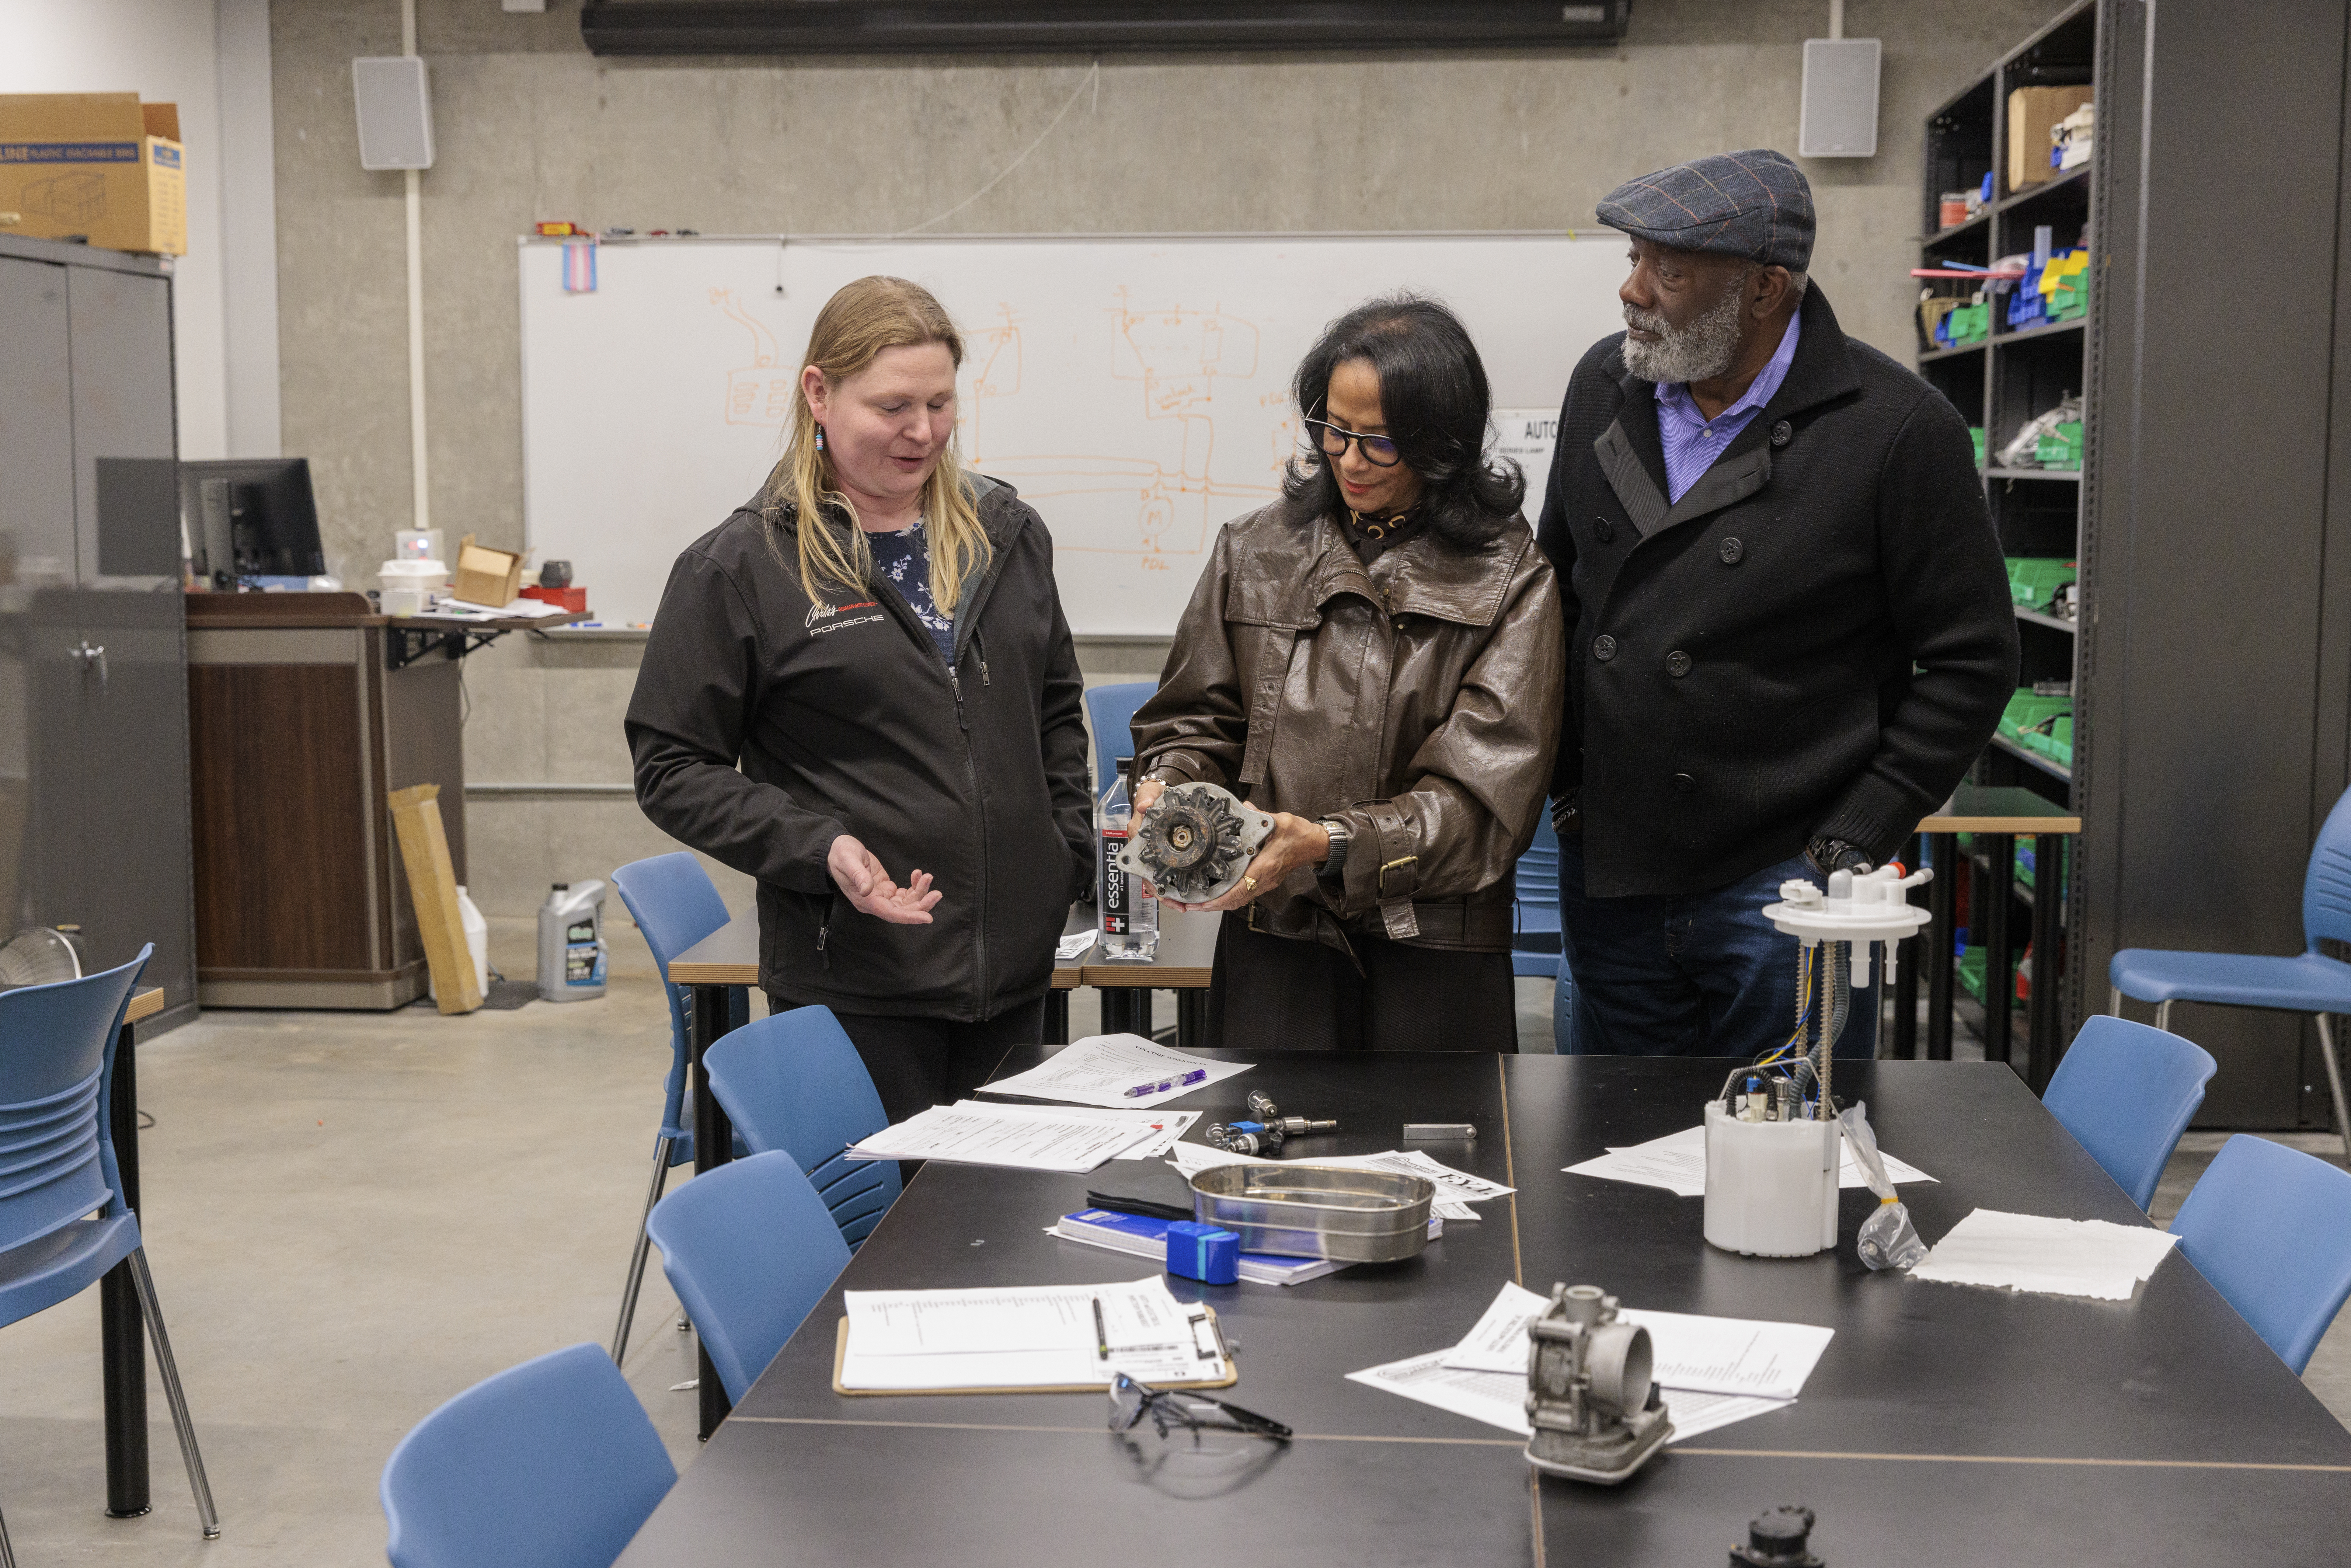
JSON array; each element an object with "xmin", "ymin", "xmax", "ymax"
[{"xmin": 1912, "ymin": 0, "xmax": 2095, "ymax": 1070}]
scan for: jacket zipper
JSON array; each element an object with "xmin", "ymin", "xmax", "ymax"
[{"xmin": 871, "ymin": 570, "xmax": 995, "ymax": 1017}]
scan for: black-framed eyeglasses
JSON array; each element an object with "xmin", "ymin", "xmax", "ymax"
[
  {"xmin": 1304, "ymin": 417, "xmax": 1403, "ymax": 468},
  {"xmin": 1107, "ymin": 1373, "xmax": 1292, "ymax": 1441}
]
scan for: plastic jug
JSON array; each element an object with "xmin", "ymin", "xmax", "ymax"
[
  {"xmin": 537, "ymin": 881, "xmax": 607, "ymax": 1003},
  {"xmin": 428, "ymin": 885, "xmax": 490, "ymax": 1005}
]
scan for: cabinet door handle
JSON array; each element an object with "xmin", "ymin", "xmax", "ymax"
[{"xmin": 76, "ymin": 642, "xmax": 107, "ymax": 694}]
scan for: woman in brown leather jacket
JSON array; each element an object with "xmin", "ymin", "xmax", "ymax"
[{"xmin": 1129, "ymin": 296, "xmax": 1565, "ymax": 1052}]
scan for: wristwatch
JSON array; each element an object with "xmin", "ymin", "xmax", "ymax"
[
  {"xmin": 1318, "ymin": 818, "xmax": 1351, "ymax": 872},
  {"xmin": 1805, "ymin": 836, "xmax": 1874, "ymax": 876}
]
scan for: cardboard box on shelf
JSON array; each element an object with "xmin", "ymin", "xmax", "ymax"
[
  {"xmin": 452, "ymin": 535, "xmax": 525, "ymax": 608},
  {"xmin": 0, "ymin": 94, "xmax": 187, "ymax": 256},
  {"xmin": 2007, "ymin": 86, "xmax": 2094, "ymax": 191}
]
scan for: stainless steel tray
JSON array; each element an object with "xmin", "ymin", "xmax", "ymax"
[{"xmin": 1188, "ymin": 1163, "xmax": 1436, "ymax": 1263}]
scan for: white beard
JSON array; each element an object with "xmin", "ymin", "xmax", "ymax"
[{"xmin": 1621, "ymin": 281, "xmax": 1747, "ymax": 384}]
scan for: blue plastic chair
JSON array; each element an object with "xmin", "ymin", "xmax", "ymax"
[
  {"xmin": 2110, "ymin": 785, "xmax": 2351, "ymax": 1158},
  {"xmin": 644, "ymin": 1151, "xmax": 852, "ymax": 1403},
  {"xmin": 607, "ymin": 853, "xmax": 733, "ymax": 1363},
  {"xmin": 2169, "ymin": 1135, "xmax": 2351, "ymax": 1373},
  {"xmin": 704, "ymin": 1007, "xmax": 901, "ymax": 1250},
  {"xmin": 380, "ymin": 1343, "xmax": 676, "ymax": 1568},
  {"xmin": 1512, "ymin": 812, "xmax": 1563, "ymax": 980},
  {"xmin": 0, "ymin": 948, "xmax": 218, "ymax": 1552},
  {"xmin": 1084, "ymin": 681, "xmax": 1156, "ymax": 794},
  {"xmin": 2040, "ymin": 1016, "xmax": 2218, "ymax": 1210}
]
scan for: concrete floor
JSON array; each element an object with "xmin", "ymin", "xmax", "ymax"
[{"xmin": 1, "ymin": 929, "xmax": 2343, "ymax": 1564}]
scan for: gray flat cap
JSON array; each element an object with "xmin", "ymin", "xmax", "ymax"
[{"xmin": 1596, "ymin": 149, "xmax": 1815, "ymax": 271}]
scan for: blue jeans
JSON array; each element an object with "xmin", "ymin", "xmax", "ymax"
[{"xmin": 1558, "ymin": 839, "xmax": 1878, "ymax": 1059}]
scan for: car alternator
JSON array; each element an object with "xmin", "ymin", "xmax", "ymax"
[{"xmin": 1111, "ymin": 782, "xmax": 1276, "ymax": 904}]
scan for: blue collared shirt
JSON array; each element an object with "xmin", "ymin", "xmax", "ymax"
[{"xmin": 1653, "ymin": 307, "xmax": 1802, "ymax": 503}]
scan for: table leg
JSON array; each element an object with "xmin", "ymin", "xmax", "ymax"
[
  {"xmin": 1043, "ymin": 989, "xmax": 1069, "ymax": 1046},
  {"xmin": 2027, "ymin": 833, "xmax": 2065, "ymax": 1093},
  {"xmin": 1177, "ymin": 989, "xmax": 1209, "ymax": 1052},
  {"xmin": 1983, "ymin": 834, "xmax": 2016, "ymax": 1070},
  {"xmin": 1927, "ymin": 833, "xmax": 1957, "ymax": 1061},
  {"xmin": 1892, "ymin": 834, "xmax": 1920, "ymax": 1060},
  {"xmin": 688, "ymin": 983, "xmax": 744, "ymax": 1439},
  {"xmin": 1101, "ymin": 987, "xmax": 1152, "ymax": 1040},
  {"xmin": 102, "ymin": 1015, "xmax": 149, "ymax": 1517}
]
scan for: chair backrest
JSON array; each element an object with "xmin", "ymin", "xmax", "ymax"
[
  {"xmin": 612, "ymin": 854, "xmax": 732, "ymax": 1126},
  {"xmin": 645, "ymin": 1151, "xmax": 851, "ymax": 1402},
  {"xmin": 2041, "ymin": 1015, "xmax": 2217, "ymax": 1210},
  {"xmin": 1084, "ymin": 681, "xmax": 1156, "ymax": 797},
  {"xmin": 2170, "ymin": 1134, "xmax": 2351, "ymax": 1374},
  {"xmin": 0, "ymin": 949, "xmax": 148, "ymax": 1254},
  {"xmin": 380, "ymin": 1342, "xmax": 676, "ymax": 1568},
  {"xmin": 2303, "ymin": 784, "xmax": 2351, "ymax": 951},
  {"xmin": 1517, "ymin": 811, "xmax": 1561, "ymax": 907},
  {"xmin": 704, "ymin": 1007, "xmax": 901, "ymax": 1248}
]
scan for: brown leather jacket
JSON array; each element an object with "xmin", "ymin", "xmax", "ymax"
[{"xmin": 1133, "ymin": 504, "xmax": 1565, "ymax": 957}]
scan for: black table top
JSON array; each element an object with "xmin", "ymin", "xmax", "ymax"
[{"xmin": 613, "ymin": 1053, "xmax": 2351, "ymax": 1567}]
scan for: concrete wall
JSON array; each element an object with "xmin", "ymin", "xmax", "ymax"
[{"xmin": 271, "ymin": 0, "xmax": 2063, "ymax": 913}]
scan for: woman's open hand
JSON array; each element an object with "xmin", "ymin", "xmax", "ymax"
[
  {"xmin": 828, "ymin": 834, "xmax": 942, "ymax": 925},
  {"xmin": 1162, "ymin": 812, "xmax": 1330, "ymax": 914}
]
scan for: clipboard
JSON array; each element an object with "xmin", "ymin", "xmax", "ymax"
[{"xmin": 830, "ymin": 1307, "xmax": 1239, "ymax": 1397}]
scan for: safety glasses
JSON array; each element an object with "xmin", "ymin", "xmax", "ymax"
[{"xmin": 1106, "ymin": 1373, "xmax": 1291, "ymax": 1441}]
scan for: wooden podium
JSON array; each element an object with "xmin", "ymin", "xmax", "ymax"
[{"xmin": 184, "ymin": 593, "xmax": 578, "ymax": 1009}]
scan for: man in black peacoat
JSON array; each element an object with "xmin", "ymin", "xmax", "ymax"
[{"xmin": 1534, "ymin": 150, "xmax": 2017, "ymax": 1056}]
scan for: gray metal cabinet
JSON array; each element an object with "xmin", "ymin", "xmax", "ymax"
[{"xmin": 0, "ymin": 235, "xmax": 196, "ymax": 1025}]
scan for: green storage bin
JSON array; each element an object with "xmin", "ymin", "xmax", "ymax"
[
  {"xmin": 2034, "ymin": 420, "xmax": 2083, "ymax": 470},
  {"xmin": 1957, "ymin": 945, "xmax": 1987, "ymax": 1004},
  {"xmin": 2049, "ymin": 276, "xmax": 2087, "ymax": 319},
  {"xmin": 2006, "ymin": 557, "xmax": 2077, "ymax": 609},
  {"xmin": 2048, "ymin": 714, "xmax": 2073, "ymax": 768},
  {"xmin": 1998, "ymin": 689, "xmax": 2070, "ymax": 743},
  {"xmin": 1970, "ymin": 426, "xmax": 1987, "ymax": 467}
]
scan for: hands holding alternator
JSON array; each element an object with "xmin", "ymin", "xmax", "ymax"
[
  {"xmin": 828, "ymin": 834, "xmax": 941, "ymax": 925},
  {"xmin": 1140, "ymin": 801, "xmax": 1331, "ymax": 914}
]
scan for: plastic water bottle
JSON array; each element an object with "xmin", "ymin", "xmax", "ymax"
[
  {"xmin": 536, "ymin": 880, "xmax": 608, "ymax": 1002},
  {"xmin": 1097, "ymin": 759, "xmax": 1158, "ymax": 961}
]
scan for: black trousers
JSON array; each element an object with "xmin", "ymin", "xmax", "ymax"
[
  {"xmin": 771, "ymin": 994, "xmax": 1048, "ymax": 1125},
  {"xmin": 1206, "ymin": 918, "xmax": 1518, "ymax": 1053}
]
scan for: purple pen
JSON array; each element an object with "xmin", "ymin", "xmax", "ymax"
[{"xmin": 1124, "ymin": 1068, "xmax": 1209, "ymax": 1099}]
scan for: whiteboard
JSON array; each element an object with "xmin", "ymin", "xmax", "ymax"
[{"xmin": 518, "ymin": 234, "xmax": 1624, "ymax": 635}]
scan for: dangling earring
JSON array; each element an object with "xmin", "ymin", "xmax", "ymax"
[{"xmin": 814, "ymin": 424, "xmax": 826, "ymax": 452}]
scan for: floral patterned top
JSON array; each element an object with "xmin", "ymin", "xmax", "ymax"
[{"xmin": 867, "ymin": 518, "xmax": 955, "ymax": 664}]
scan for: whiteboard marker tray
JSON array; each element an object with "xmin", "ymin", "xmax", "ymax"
[{"xmin": 1189, "ymin": 1164, "xmax": 1435, "ymax": 1263}]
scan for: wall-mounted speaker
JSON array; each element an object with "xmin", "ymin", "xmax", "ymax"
[
  {"xmin": 1798, "ymin": 38, "xmax": 1880, "ymax": 159},
  {"xmin": 352, "ymin": 56, "xmax": 435, "ymax": 171}
]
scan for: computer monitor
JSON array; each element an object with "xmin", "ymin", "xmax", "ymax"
[{"xmin": 178, "ymin": 458, "xmax": 325, "ymax": 585}]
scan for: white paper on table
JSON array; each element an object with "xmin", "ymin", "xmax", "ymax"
[
  {"xmin": 1908, "ymin": 1209, "xmax": 2180, "ymax": 1301},
  {"xmin": 1162, "ymin": 1140, "xmax": 1482, "ymax": 1222},
  {"xmin": 1442, "ymin": 1282, "xmax": 1835, "ymax": 1401},
  {"xmin": 845, "ymin": 1100, "xmax": 1169, "ymax": 1173},
  {"xmin": 1562, "ymin": 1123, "xmax": 1934, "ymax": 1198},
  {"xmin": 1106, "ymin": 1110, "xmax": 1201, "ymax": 1159},
  {"xmin": 840, "ymin": 1276, "xmax": 1220, "ymax": 1389},
  {"xmin": 1055, "ymin": 930, "xmax": 1098, "ymax": 962},
  {"xmin": 1345, "ymin": 1349, "xmax": 1794, "ymax": 1444},
  {"xmin": 978, "ymin": 1033, "xmax": 1253, "ymax": 1108}
]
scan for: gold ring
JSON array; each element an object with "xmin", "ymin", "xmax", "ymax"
[{"xmin": 1243, "ymin": 875, "xmax": 1258, "ymax": 892}]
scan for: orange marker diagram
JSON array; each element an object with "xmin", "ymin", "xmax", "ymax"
[{"xmin": 714, "ymin": 289, "xmax": 795, "ymax": 427}]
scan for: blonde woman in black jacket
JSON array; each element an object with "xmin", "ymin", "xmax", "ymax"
[{"xmin": 627, "ymin": 276, "xmax": 1093, "ymax": 1120}]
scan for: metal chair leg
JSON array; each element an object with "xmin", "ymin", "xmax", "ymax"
[
  {"xmin": 125, "ymin": 1249, "xmax": 219, "ymax": 1540},
  {"xmin": 2316, "ymin": 1015, "xmax": 2351, "ymax": 1167},
  {"xmin": 2155, "ymin": 1000, "xmax": 2173, "ymax": 1032},
  {"xmin": 610, "ymin": 1135, "xmax": 674, "ymax": 1363},
  {"xmin": 2110, "ymin": 985, "xmax": 2124, "ymax": 1017},
  {"xmin": 0, "ymin": 1491, "xmax": 18, "ymax": 1568}
]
